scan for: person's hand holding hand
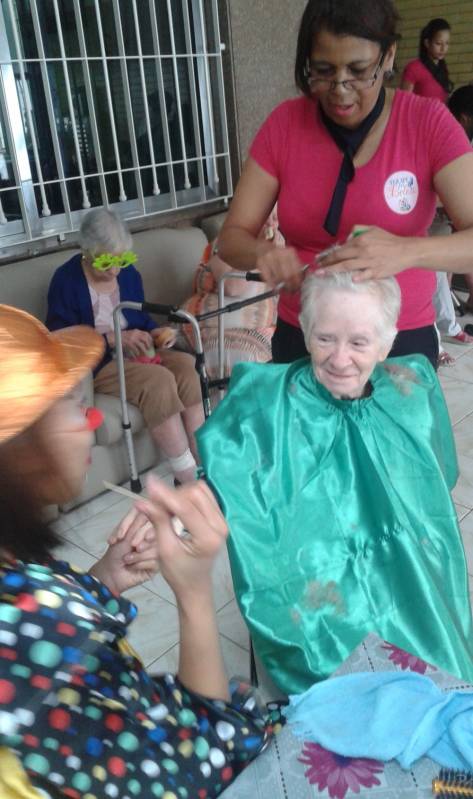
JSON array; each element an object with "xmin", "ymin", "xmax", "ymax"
[
  {"xmin": 135, "ymin": 476, "xmax": 227, "ymax": 605},
  {"xmin": 89, "ymin": 506, "xmax": 159, "ymax": 594},
  {"xmin": 153, "ymin": 327, "xmax": 177, "ymax": 349},
  {"xmin": 121, "ymin": 329, "xmax": 153, "ymax": 357},
  {"xmin": 256, "ymin": 244, "xmax": 306, "ymax": 292},
  {"xmin": 316, "ymin": 226, "xmax": 415, "ymax": 281}
]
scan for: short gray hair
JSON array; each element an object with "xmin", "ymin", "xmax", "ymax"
[
  {"xmin": 299, "ymin": 271, "xmax": 401, "ymax": 348},
  {"xmin": 79, "ymin": 208, "xmax": 132, "ymax": 256}
]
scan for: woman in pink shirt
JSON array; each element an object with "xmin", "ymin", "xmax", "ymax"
[
  {"xmin": 401, "ymin": 19, "xmax": 452, "ymax": 103},
  {"xmin": 219, "ymin": 0, "xmax": 473, "ymax": 367}
]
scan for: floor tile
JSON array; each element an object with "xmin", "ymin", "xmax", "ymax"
[
  {"xmin": 125, "ymin": 586, "xmax": 179, "ymax": 668},
  {"xmin": 452, "ymin": 454, "xmax": 473, "ymax": 509},
  {"xmin": 147, "ymin": 635, "xmax": 255, "ymax": 687},
  {"xmin": 53, "ymin": 539, "xmax": 96, "ymax": 572},
  {"xmin": 460, "ymin": 511, "xmax": 473, "ymax": 577},
  {"xmin": 441, "ymin": 351, "xmax": 473, "ymax": 384},
  {"xmin": 439, "ymin": 376, "xmax": 473, "ymax": 425},
  {"xmin": 62, "ymin": 497, "xmax": 135, "ymax": 557},
  {"xmin": 218, "ymin": 599, "xmax": 250, "ymax": 651},
  {"xmin": 454, "ymin": 415, "xmax": 473, "ymax": 460},
  {"xmin": 455, "ymin": 503, "xmax": 471, "ymax": 522},
  {"xmin": 61, "ymin": 488, "xmax": 124, "ymax": 528}
]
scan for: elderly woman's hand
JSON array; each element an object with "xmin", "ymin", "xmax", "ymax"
[
  {"xmin": 121, "ymin": 329, "xmax": 153, "ymax": 356},
  {"xmin": 316, "ymin": 226, "xmax": 416, "ymax": 281},
  {"xmin": 256, "ymin": 245, "xmax": 306, "ymax": 292},
  {"xmin": 135, "ymin": 476, "xmax": 228, "ymax": 602},
  {"xmin": 90, "ymin": 506, "xmax": 160, "ymax": 594},
  {"xmin": 153, "ymin": 326, "xmax": 177, "ymax": 349}
]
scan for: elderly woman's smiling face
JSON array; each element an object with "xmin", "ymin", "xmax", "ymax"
[{"xmin": 309, "ymin": 289, "xmax": 392, "ymax": 399}]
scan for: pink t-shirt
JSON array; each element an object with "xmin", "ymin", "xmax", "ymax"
[
  {"xmin": 402, "ymin": 59, "xmax": 448, "ymax": 103},
  {"xmin": 249, "ymin": 90, "xmax": 471, "ymax": 330}
]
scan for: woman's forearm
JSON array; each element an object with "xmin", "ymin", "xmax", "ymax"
[
  {"xmin": 177, "ymin": 588, "xmax": 230, "ymax": 702},
  {"xmin": 409, "ymin": 227, "xmax": 473, "ymax": 274},
  {"xmin": 218, "ymin": 225, "xmax": 273, "ymax": 272}
]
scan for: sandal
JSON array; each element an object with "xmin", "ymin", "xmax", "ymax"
[{"xmin": 443, "ymin": 330, "xmax": 473, "ymax": 344}]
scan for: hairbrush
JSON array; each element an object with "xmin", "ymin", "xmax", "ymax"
[{"xmin": 432, "ymin": 769, "xmax": 473, "ymax": 798}]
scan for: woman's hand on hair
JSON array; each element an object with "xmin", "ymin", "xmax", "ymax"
[
  {"xmin": 316, "ymin": 226, "xmax": 415, "ymax": 281},
  {"xmin": 256, "ymin": 244, "xmax": 305, "ymax": 292},
  {"xmin": 134, "ymin": 476, "xmax": 228, "ymax": 604},
  {"xmin": 121, "ymin": 328, "xmax": 153, "ymax": 356}
]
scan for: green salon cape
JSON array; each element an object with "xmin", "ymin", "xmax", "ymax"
[{"xmin": 197, "ymin": 356, "xmax": 473, "ymax": 694}]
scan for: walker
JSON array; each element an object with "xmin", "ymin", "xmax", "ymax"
[{"xmin": 112, "ymin": 271, "xmax": 276, "ymax": 493}]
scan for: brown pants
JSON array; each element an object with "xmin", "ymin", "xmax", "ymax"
[{"xmin": 94, "ymin": 350, "xmax": 201, "ymax": 429}]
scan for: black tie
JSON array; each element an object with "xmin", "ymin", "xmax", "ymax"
[{"xmin": 321, "ymin": 88, "xmax": 386, "ymax": 237}]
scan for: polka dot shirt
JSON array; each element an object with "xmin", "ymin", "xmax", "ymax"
[{"xmin": 0, "ymin": 559, "xmax": 270, "ymax": 798}]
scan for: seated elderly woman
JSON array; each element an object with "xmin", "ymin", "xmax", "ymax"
[
  {"xmin": 46, "ymin": 207, "xmax": 203, "ymax": 484},
  {"xmin": 0, "ymin": 305, "xmax": 268, "ymax": 798},
  {"xmin": 198, "ymin": 271, "xmax": 473, "ymax": 695}
]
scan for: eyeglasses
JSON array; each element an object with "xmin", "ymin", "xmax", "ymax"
[
  {"xmin": 304, "ymin": 51, "xmax": 386, "ymax": 91},
  {"xmin": 90, "ymin": 250, "xmax": 138, "ymax": 272}
]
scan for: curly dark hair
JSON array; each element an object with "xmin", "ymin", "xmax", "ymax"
[{"xmin": 295, "ymin": 0, "xmax": 401, "ymax": 96}]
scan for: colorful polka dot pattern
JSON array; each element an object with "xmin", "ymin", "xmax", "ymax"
[{"xmin": 0, "ymin": 559, "xmax": 269, "ymax": 797}]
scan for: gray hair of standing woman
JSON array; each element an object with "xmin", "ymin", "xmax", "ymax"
[
  {"xmin": 299, "ymin": 271, "xmax": 401, "ymax": 348},
  {"xmin": 79, "ymin": 208, "xmax": 132, "ymax": 256}
]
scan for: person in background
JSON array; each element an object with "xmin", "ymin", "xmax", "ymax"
[
  {"xmin": 401, "ymin": 18, "xmax": 452, "ymax": 102},
  {"xmin": 0, "ymin": 304, "xmax": 268, "ymax": 798},
  {"xmin": 47, "ymin": 208, "xmax": 204, "ymax": 485},
  {"xmin": 218, "ymin": 0, "xmax": 473, "ymax": 370}
]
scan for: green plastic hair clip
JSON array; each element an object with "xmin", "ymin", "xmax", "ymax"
[{"xmin": 92, "ymin": 250, "xmax": 138, "ymax": 271}]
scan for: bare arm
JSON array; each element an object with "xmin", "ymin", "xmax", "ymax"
[
  {"xmin": 412, "ymin": 152, "xmax": 473, "ymax": 273},
  {"xmin": 135, "ymin": 478, "xmax": 230, "ymax": 701},
  {"xmin": 219, "ymin": 157, "xmax": 305, "ymax": 290},
  {"xmin": 218, "ymin": 157, "xmax": 279, "ymax": 270}
]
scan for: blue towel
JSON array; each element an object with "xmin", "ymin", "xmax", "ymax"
[{"xmin": 283, "ymin": 672, "xmax": 473, "ymax": 770}]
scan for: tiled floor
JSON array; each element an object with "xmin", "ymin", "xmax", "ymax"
[{"xmin": 56, "ymin": 323, "xmax": 473, "ymax": 700}]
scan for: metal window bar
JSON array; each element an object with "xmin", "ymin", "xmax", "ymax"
[
  {"xmin": 193, "ymin": 0, "xmax": 219, "ymax": 190},
  {"xmin": 131, "ymin": 0, "xmax": 159, "ymax": 197},
  {"xmin": 6, "ymin": 0, "xmax": 49, "ymax": 217},
  {"xmin": 112, "ymin": 0, "xmax": 145, "ymax": 215},
  {"xmin": 211, "ymin": 1, "xmax": 233, "ymax": 198},
  {"xmin": 148, "ymin": 0, "xmax": 177, "ymax": 209},
  {"xmin": 29, "ymin": 0, "xmax": 72, "ymax": 231},
  {"xmin": 94, "ymin": 0, "xmax": 127, "ymax": 203},
  {"xmin": 0, "ymin": 0, "xmax": 231, "ymax": 250},
  {"xmin": 181, "ymin": 0, "xmax": 206, "ymax": 202},
  {"xmin": 72, "ymin": 0, "xmax": 108, "ymax": 209},
  {"xmin": 52, "ymin": 0, "xmax": 90, "ymax": 210},
  {"xmin": 166, "ymin": 0, "xmax": 191, "ymax": 190}
]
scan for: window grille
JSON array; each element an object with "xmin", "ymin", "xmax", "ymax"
[{"xmin": 0, "ymin": 0, "xmax": 232, "ymax": 250}]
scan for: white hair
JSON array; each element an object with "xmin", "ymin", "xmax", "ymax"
[
  {"xmin": 299, "ymin": 271, "xmax": 401, "ymax": 349},
  {"xmin": 79, "ymin": 208, "xmax": 132, "ymax": 256}
]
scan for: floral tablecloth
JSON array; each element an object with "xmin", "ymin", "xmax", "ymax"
[{"xmin": 221, "ymin": 633, "xmax": 473, "ymax": 799}]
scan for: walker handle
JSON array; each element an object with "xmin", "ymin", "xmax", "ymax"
[
  {"xmin": 245, "ymin": 272, "xmax": 264, "ymax": 282},
  {"xmin": 142, "ymin": 301, "xmax": 180, "ymax": 316}
]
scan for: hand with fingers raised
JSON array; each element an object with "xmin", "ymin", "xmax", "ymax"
[
  {"xmin": 316, "ymin": 225, "xmax": 415, "ymax": 281},
  {"xmin": 89, "ymin": 505, "xmax": 159, "ymax": 594},
  {"xmin": 134, "ymin": 475, "xmax": 228, "ymax": 602}
]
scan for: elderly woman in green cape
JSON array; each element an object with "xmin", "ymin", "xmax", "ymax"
[{"xmin": 197, "ymin": 271, "xmax": 473, "ymax": 695}]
